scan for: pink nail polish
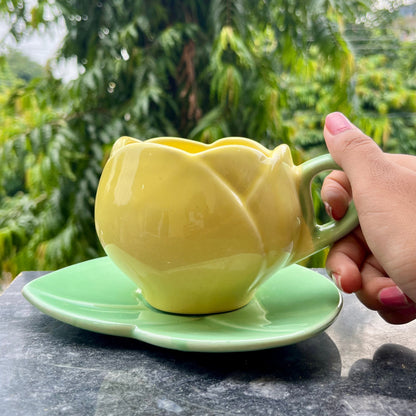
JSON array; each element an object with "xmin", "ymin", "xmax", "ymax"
[
  {"xmin": 325, "ymin": 112, "xmax": 353, "ymax": 135},
  {"xmin": 378, "ymin": 286, "xmax": 409, "ymax": 308}
]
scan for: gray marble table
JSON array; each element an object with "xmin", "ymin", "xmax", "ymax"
[{"xmin": 1, "ymin": 270, "xmax": 416, "ymax": 416}]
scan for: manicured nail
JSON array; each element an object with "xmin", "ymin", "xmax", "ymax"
[
  {"xmin": 324, "ymin": 201, "xmax": 333, "ymax": 218},
  {"xmin": 378, "ymin": 286, "xmax": 409, "ymax": 308},
  {"xmin": 325, "ymin": 112, "xmax": 354, "ymax": 135},
  {"xmin": 331, "ymin": 272, "xmax": 343, "ymax": 291}
]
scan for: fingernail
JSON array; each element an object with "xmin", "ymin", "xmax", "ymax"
[
  {"xmin": 325, "ymin": 112, "xmax": 354, "ymax": 135},
  {"xmin": 378, "ymin": 286, "xmax": 409, "ymax": 308},
  {"xmin": 324, "ymin": 201, "xmax": 333, "ymax": 218},
  {"xmin": 331, "ymin": 272, "xmax": 343, "ymax": 291}
]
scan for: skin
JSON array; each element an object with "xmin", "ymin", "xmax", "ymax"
[{"xmin": 321, "ymin": 112, "xmax": 416, "ymax": 324}]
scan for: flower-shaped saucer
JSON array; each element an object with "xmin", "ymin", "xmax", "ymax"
[{"xmin": 22, "ymin": 257, "xmax": 342, "ymax": 352}]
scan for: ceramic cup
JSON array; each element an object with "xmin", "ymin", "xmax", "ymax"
[{"xmin": 95, "ymin": 136, "xmax": 358, "ymax": 314}]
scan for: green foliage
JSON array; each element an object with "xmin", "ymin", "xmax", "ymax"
[
  {"xmin": 0, "ymin": 50, "xmax": 45, "ymax": 92},
  {"xmin": 0, "ymin": 0, "xmax": 414, "ymax": 277},
  {"xmin": 1, "ymin": 50, "xmax": 45, "ymax": 84},
  {"xmin": 353, "ymin": 52, "xmax": 416, "ymax": 153},
  {"xmin": 291, "ymin": 7, "xmax": 416, "ymax": 158},
  {"xmin": 0, "ymin": 58, "xmax": 18, "ymax": 90}
]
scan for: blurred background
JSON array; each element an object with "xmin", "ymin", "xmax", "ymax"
[{"xmin": 1, "ymin": 0, "xmax": 416, "ymax": 290}]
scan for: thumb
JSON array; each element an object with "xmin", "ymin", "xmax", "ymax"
[
  {"xmin": 324, "ymin": 112, "xmax": 388, "ymax": 190},
  {"xmin": 323, "ymin": 113, "xmax": 416, "ymax": 306}
]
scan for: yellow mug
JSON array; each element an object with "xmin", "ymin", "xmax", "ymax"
[{"xmin": 95, "ymin": 136, "xmax": 358, "ymax": 314}]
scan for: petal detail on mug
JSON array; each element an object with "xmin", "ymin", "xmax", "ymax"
[
  {"xmin": 245, "ymin": 144, "xmax": 303, "ymax": 272},
  {"xmin": 110, "ymin": 136, "xmax": 142, "ymax": 158},
  {"xmin": 198, "ymin": 142, "xmax": 268, "ymax": 198},
  {"xmin": 95, "ymin": 141, "xmax": 267, "ymax": 313}
]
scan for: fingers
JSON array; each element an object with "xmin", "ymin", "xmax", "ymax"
[
  {"xmin": 324, "ymin": 113, "xmax": 386, "ymax": 187},
  {"xmin": 321, "ymin": 170, "xmax": 351, "ymax": 220},
  {"xmin": 355, "ymin": 258, "xmax": 397, "ymax": 311},
  {"xmin": 378, "ymin": 307, "xmax": 416, "ymax": 325},
  {"xmin": 323, "ymin": 112, "xmax": 400, "ymax": 219},
  {"xmin": 358, "ymin": 270, "xmax": 416, "ymax": 325},
  {"xmin": 322, "ymin": 112, "xmax": 416, "ymax": 324},
  {"xmin": 327, "ymin": 235, "xmax": 416, "ymax": 324},
  {"xmin": 322, "ymin": 153, "xmax": 416, "ymax": 221},
  {"xmin": 326, "ymin": 229, "xmax": 367, "ymax": 293},
  {"xmin": 321, "ymin": 112, "xmax": 387, "ymax": 223}
]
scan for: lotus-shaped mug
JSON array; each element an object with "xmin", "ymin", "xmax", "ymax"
[{"xmin": 95, "ymin": 136, "xmax": 358, "ymax": 314}]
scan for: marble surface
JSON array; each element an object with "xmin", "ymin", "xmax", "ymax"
[{"xmin": 1, "ymin": 270, "xmax": 416, "ymax": 416}]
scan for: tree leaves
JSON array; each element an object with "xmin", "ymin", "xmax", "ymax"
[{"xmin": 0, "ymin": 0, "xmax": 414, "ymax": 278}]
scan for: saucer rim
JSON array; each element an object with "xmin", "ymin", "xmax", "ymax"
[{"xmin": 22, "ymin": 257, "xmax": 342, "ymax": 352}]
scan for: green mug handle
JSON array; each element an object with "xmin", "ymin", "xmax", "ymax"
[{"xmin": 297, "ymin": 153, "xmax": 359, "ymax": 258}]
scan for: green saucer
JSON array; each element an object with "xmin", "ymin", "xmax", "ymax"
[{"xmin": 22, "ymin": 257, "xmax": 342, "ymax": 352}]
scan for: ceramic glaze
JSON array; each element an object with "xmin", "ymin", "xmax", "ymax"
[
  {"xmin": 21, "ymin": 257, "xmax": 342, "ymax": 352},
  {"xmin": 94, "ymin": 136, "xmax": 358, "ymax": 314}
]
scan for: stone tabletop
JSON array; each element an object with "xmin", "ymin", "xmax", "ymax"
[{"xmin": 1, "ymin": 270, "xmax": 416, "ymax": 416}]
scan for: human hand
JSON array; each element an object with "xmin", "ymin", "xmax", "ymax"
[{"xmin": 321, "ymin": 112, "xmax": 416, "ymax": 324}]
